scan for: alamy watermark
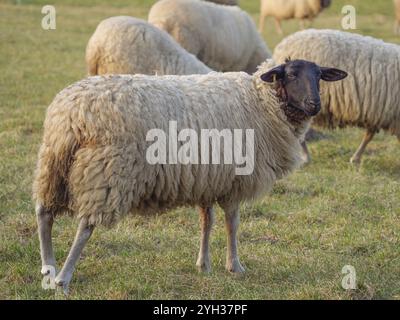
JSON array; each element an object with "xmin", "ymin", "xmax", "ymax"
[
  {"xmin": 145, "ymin": 121, "xmax": 255, "ymax": 176},
  {"xmin": 341, "ymin": 5, "xmax": 357, "ymax": 30},
  {"xmin": 341, "ymin": 265, "xmax": 357, "ymax": 290},
  {"xmin": 41, "ymin": 5, "xmax": 56, "ymax": 30}
]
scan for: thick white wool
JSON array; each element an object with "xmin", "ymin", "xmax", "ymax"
[
  {"xmin": 148, "ymin": 0, "xmax": 271, "ymax": 73},
  {"xmin": 33, "ymin": 61, "xmax": 309, "ymax": 227},
  {"xmin": 86, "ymin": 16, "xmax": 212, "ymax": 76}
]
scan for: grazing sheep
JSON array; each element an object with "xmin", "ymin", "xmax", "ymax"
[
  {"xmin": 259, "ymin": 0, "xmax": 331, "ymax": 35},
  {"xmin": 273, "ymin": 29, "xmax": 400, "ymax": 164},
  {"xmin": 148, "ymin": 0, "xmax": 271, "ymax": 73},
  {"xmin": 33, "ymin": 59, "xmax": 346, "ymax": 293},
  {"xmin": 204, "ymin": 0, "xmax": 238, "ymax": 5},
  {"xmin": 86, "ymin": 16, "xmax": 212, "ymax": 76},
  {"xmin": 395, "ymin": 0, "xmax": 400, "ymax": 35}
]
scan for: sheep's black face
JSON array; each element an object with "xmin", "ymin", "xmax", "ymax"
[{"xmin": 261, "ymin": 59, "xmax": 347, "ymax": 120}]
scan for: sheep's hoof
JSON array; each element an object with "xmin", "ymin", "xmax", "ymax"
[
  {"xmin": 55, "ymin": 277, "xmax": 71, "ymax": 296},
  {"xmin": 226, "ymin": 260, "xmax": 245, "ymax": 274},
  {"xmin": 55, "ymin": 282, "xmax": 70, "ymax": 296},
  {"xmin": 196, "ymin": 260, "xmax": 211, "ymax": 274},
  {"xmin": 301, "ymin": 155, "xmax": 311, "ymax": 166},
  {"xmin": 350, "ymin": 157, "xmax": 361, "ymax": 166}
]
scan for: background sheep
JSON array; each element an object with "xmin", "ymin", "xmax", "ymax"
[
  {"xmin": 204, "ymin": 0, "xmax": 238, "ymax": 5},
  {"xmin": 86, "ymin": 16, "xmax": 212, "ymax": 76},
  {"xmin": 273, "ymin": 29, "xmax": 400, "ymax": 164},
  {"xmin": 259, "ymin": 0, "xmax": 332, "ymax": 34},
  {"xmin": 33, "ymin": 59, "xmax": 346, "ymax": 293},
  {"xmin": 148, "ymin": 0, "xmax": 271, "ymax": 73},
  {"xmin": 395, "ymin": 0, "xmax": 400, "ymax": 35}
]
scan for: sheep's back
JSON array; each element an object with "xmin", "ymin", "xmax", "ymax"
[
  {"xmin": 148, "ymin": 0, "xmax": 268, "ymax": 72},
  {"xmin": 86, "ymin": 16, "xmax": 211, "ymax": 76},
  {"xmin": 204, "ymin": 0, "xmax": 238, "ymax": 5}
]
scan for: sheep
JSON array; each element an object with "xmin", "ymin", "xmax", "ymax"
[
  {"xmin": 204, "ymin": 0, "xmax": 238, "ymax": 5},
  {"xmin": 259, "ymin": 0, "xmax": 331, "ymax": 35},
  {"xmin": 395, "ymin": 0, "xmax": 400, "ymax": 35},
  {"xmin": 148, "ymin": 0, "xmax": 271, "ymax": 73},
  {"xmin": 273, "ymin": 29, "xmax": 400, "ymax": 164},
  {"xmin": 33, "ymin": 59, "xmax": 346, "ymax": 293},
  {"xmin": 85, "ymin": 16, "xmax": 212, "ymax": 76}
]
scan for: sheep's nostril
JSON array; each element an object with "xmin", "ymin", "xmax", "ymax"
[
  {"xmin": 304, "ymin": 98, "xmax": 321, "ymax": 116},
  {"xmin": 308, "ymin": 99, "xmax": 321, "ymax": 106},
  {"xmin": 309, "ymin": 100, "xmax": 321, "ymax": 110}
]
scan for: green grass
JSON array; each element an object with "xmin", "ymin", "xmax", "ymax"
[{"xmin": 0, "ymin": 0, "xmax": 399, "ymax": 300}]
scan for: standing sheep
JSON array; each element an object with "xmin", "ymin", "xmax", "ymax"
[
  {"xmin": 86, "ymin": 16, "xmax": 212, "ymax": 76},
  {"xmin": 273, "ymin": 29, "xmax": 400, "ymax": 164},
  {"xmin": 259, "ymin": 0, "xmax": 331, "ymax": 35},
  {"xmin": 204, "ymin": 0, "xmax": 238, "ymax": 5},
  {"xmin": 148, "ymin": 0, "xmax": 271, "ymax": 73},
  {"xmin": 33, "ymin": 59, "xmax": 346, "ymax": 293},
  {"xmin": 395, "ymin": 0, "xmax": 400, "ymax": 35}
]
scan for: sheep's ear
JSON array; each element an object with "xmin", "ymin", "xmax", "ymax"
[
  {"xmin": 260, "ymin": 65, "xmax": 285, "ymax": 83},
  {"xmin": 320, "ymin": 67, "xmax": 348, "ymax": 82}
]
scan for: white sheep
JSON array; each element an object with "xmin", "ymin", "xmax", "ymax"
[
  {"xmin": 395, "ymin": 0, "xmax": 400, "ymax": 35},
  {"xmin": 86, "ymin": 16, "xmax": 212, "ymax": 76},
  {"xmin": 33, "ymin": 59, "xmax": 346, "ymax": 293},
  {"xmin": 259, "ymin": 0, "xmax": 331, "ymax": 35},
  {"xmin": 148, "ymin": 0, "xmax": 271, "ymax": 73},
  {"xmin": 273, "ymin": 29, "xmax": 400, "ymax": 164}
]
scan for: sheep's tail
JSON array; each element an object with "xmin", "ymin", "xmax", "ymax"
[
  {"xmin": 85, "ymin": 40, "xmax": 99, "ymax": 76},
  {"xmin": 33, "ymin": 117, "xmax": 80, "ymax": 216}
]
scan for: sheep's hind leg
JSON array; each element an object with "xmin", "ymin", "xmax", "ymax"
[
  {"xmin": 36, "ymin": 203, "xmax": 56, "ymax": 277},
  {"xmin": 350, "ymin": 129, "xmax": 375, "ymax": 165},
  {"xmin": 196, "ymin": 207, "xmax": 214, "ymax": 273},
  {"xmin": 258, "ymin": 14, "xmax": 265, "ymax": 33},
  {"xmin": 55, "ymin": 218, "xmax": 94, "ymax": 295},
  {"xmin": 223, "ymin": 204, "xmax": 245, "ymax": 274}
]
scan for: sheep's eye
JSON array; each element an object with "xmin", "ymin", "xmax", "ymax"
[{"xmin": 287, "ymin": 73, "xmax": 296, "ymax": 80}]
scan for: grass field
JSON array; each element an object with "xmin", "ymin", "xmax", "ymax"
[{"xmin": 0, "ymin": 0, "xmax": 399, "ymax": 300}]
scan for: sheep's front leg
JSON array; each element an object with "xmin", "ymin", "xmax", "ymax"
[
  {"xmin": 55, "ymin": 219, "xmax": 94, "ymax": 295},
  {"xmin": 196, "ymin": 207, "xmax": 214, "ymax": 273},
  {"xmin": 223, "ymin": 205, "xmax": 245, "ymax": 274},
  {"xmin": 300, "ymin": 140, "xmax": 311, "ymax": 164},
  {"xmin": 36, "ymin": 203, "xmax": 56, "ymax": 277},
  {"xmin": 274, "ymin": 18, "xmax": 284, "ymax": 35},
  {"xmin": 350, "ymin": 129, "xmax": 375, "ymax": 165}
]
